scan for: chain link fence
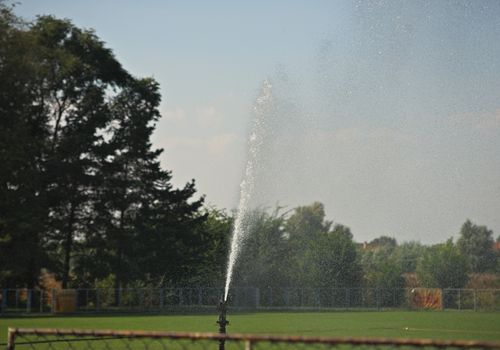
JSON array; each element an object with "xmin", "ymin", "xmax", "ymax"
[
  {"xmin": 442, "ymin": 289, "xmax": 500, "ymax": 311},
  {"xmin": 6, "ymin": 328, "xmax": 500, "ymax": 350},
  {"xmin": 1, "ymin": 288, "xmax": 500, "ymax": 314}
]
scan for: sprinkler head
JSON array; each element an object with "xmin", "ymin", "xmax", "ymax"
[
  {"xmin": 217, "ymin": 299, "xmax": 229, "ymax": 350},
  {"xmin": 217, "ymin": 299, "xmax": 229, "ymax": 330}
]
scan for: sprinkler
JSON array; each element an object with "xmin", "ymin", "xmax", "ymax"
[{"xmin": 216, "ymin": 299, "xmax": 229, "ymax": 350}]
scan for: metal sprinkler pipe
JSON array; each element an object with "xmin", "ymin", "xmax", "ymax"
[{"xmin": 216, "ymin": 299, "xmax": 229, "ymax": 350}]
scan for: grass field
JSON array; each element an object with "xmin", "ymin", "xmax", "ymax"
[{"xmin": 1, "ymin": 311, "xmax": 500, "ymax": 345}]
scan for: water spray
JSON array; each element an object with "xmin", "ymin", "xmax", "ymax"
[
  {"xmin": 217, "ymin": 80, "xmax": 273, "ymax": 349},
  {"xmin": 223, "ymin": 79, "xmax": 273, "ymax": 300}
]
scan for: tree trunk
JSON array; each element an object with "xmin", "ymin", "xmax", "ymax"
[
  {"xmin": 114, "ymin": 209, "xmax": 125, "ymax": 305},
  {"xmin": 61, "ymin": 201, "xmax": 76, "ymax": 289},
  {"xmin": 51, "ymin": 95, "xmax": 68, "ymax": 153},
  {"xmin": 114, "ymin": 245, "xmax": 122, "ymax": 306}
]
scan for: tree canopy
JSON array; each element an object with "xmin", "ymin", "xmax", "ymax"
[
  {"xmin": 0, "ymin": 4, "xmax": 206, "ymax": 289},
  {"xmin": 457, "ymin": 219, "xmax": 496, "ymax": 273}
]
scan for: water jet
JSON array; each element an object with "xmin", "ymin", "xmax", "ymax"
[{"xmin": 217, "ymin": 79, "xmax": 272, "ymax": 349}]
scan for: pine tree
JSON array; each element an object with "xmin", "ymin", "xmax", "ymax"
[{"xmin": 94, "ymin": 78, "xmax": 206, "ymax": 291}]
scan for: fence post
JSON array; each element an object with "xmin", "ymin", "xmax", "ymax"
[
  {"xmin": 139, "ymin": 289, "xmax": 144, "ymax": 309},
  {"xmin": 255, "ymin": 288, "xmax": 260, "ymax": 309},
  {"xmin": 7, "ymin": 327, "xmax": 16, "ymax": 350},
  {"xmin": 496, "ymin": 290, "xmax": 499, "ymax": 312},
  {"xmin": 85, "ymin": 289, "xmax": 89, "ymax": 311},
  {"xmin": 96, "ymin": 289, "xmax": 100, "ymax": 311},
  {"xmin": 234, "ymin": 288, "xmax": 240, "ymax": 307},
  {"xmin": 376, "ymin": 288, "xmax": 380, "ymax": 310},
  {"xmin": 198, "ymin": 288, "xmax": 202, "ymax": 305},
  {"xmin": 458, "ymin": 289, "xmax": 461, "ymax": 310},
  {"xmin": 244, "ymin": 339, "xmax": 252, "ymax": 350},
  {"xmin": 51, "ymin": 289, "xmax": 56, "ymax": 313},
  {"xmin": 160, "ymin": 288, "xmax": 164, "ymax": 308},
  {"xmin": 1, "ymin": 289, "xmax": 6, "ymax": 314},
  {"xmin": 407, "ymin": 289, "xmax": 411, "ymax": 310},
  {"xmin": 178, "ymin": 288, "xmax": 183, "ymax": 306},
  {"xmin": 345, "ymin": 288, "xmax": 349, "ymax": 309},
  {"xmin": 39, "ymin": 290, "xmax": 43, "ymax": 313},
  {"xmin": 473, "ymin": 289, "xmax": 477, "ymax": 311},
  {"xmin": 26, "ymin": 289, "xmax": 32, "ymax": 313},
  {"xmin": 118, "ymin": 288, "xmax": 123, "ymax": 308}
]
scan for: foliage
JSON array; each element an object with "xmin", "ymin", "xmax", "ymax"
[
  {"xmin": 0, "ymin": 1, "xmax": 49, "ymax": 287},
  {"xmin": 304, "ymin": 224, "xmax": 361, "ymax": 288},
  {"xmin": 416, "ymin": 239, "xmax": 468, "ymax": 289},
  {"xmin": 361, "ymin": 247, "xmax": 404, "ymax": 289},
  {"xmin": 285, "ymin": 202, "xmax": 331, "ymax": 244},
  {"xmin": 457, "ymin": 219, "xmax": 496, "ymax": 273},
  {"xmin": 232, "ymin": 207, "xmax": 290, "ymax": 289},
  {"xmin": 0, "ymin": 6, "xmax": 206, "ymax": 289},
  {"xmin": 360, "ymin": 236, "xmax": 405, "ymax": 304},
  {"xmin": 393, "ymin": 241, "xmax": 426, "ymax": 273},
  {"xmin": 285, "ymin": 202, "xmax": 331, "ymax": 285},
  {"xmin": 190, "ymin": 208, "xmax": 232, "ymax": 286},
  {"xmin": 231, "ymin": 204, "xmax": 362, "ymax": 289},
  {"xmin": 368, "ymin": 236, "xmax": 397, "ymax": 249}
]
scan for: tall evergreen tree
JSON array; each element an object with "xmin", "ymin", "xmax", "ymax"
[{"xmin": 93, "ymin": 78, "xmax": 206, "ymax": 290}]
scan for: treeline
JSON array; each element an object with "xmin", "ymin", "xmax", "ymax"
[
  {"xmin": 1, "ymin": 4, "xmax": 499, "ymax": 292},
  {"xmin": 230, "ymin": 203, "xmax": 500, "ymax": 291}
]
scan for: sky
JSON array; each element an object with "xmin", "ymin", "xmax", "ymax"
[{"xmin": 16, "ymin": 1, "xmax": 500, "ymax": 244}]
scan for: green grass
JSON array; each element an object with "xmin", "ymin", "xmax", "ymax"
[{"xmin": 1, "ymin": 311, "xmax": 500, "ymax": 345}]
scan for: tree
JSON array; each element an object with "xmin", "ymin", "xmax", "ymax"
[
  {"xmin": 393, "ymin": 241, "xmax": 425, "ymax": 273},
  {"xmin": 232, "ymin": 207, "xmax": 291, "ymax": 289},
  {"xmin": 0, "ymin": 9, "xmax": 133, "ymax": 288},
  {"xmin": 92, "ymin": 78, "xmax": 206, "ymax": 290},
  {"xmin": 285, "ymin": 202, "xmax": 331, "ymax": 243},
  {"xmin": 0, "ymin": 2, "xmax": 49, "ymax": 287},
  {"xmin": 360, "ymin": 240, "xmax": 405, "ymax": 305},
  {"xmin": 368, "ymin": 236, "xmax": 397, "ymax": 250},
  {"xmin": 30, "ymin": 15, "xmax": 132, "ymax": 288},
  {"xmin": 282, "ymin": 203, "xmax": 361, "ymax": 288},
  {"xmin": 305, "ymin": 224, "xmax": 361, "ymax": 288},
  {"xmin": 457, "ymin": 219, "xmax": 496, "ymax": 273},
  {"xmin": 416, "ymin": 239, "xmax": 468, "ymax": 288},
  {"xmin": 1, "ymin": 5, "xmax": 207, "ymax": 290},
  {"xmin": 190, "ymin": 208, "xmax": 232, "ymax": 286},
  {"xmin": 360, "ymin": 235, "xmax": 401, "ymax": 290}
]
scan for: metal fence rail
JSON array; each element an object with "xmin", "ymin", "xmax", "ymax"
[
  {"xmin": 1, "ymin": 287, "xmax": 500, "ymax": 314},
  {"xmin": 7, "ymin": 328, "xmax": 500, "ymax": 350}
]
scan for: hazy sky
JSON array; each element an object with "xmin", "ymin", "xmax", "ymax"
[{"xmin": 17, "ymin": 1, "xmax": 500, "ymax": 243}]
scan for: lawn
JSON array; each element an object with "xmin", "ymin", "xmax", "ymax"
[{"xmin": 1, "ymin": 311, "xmax": 500, "ymax": 345}]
